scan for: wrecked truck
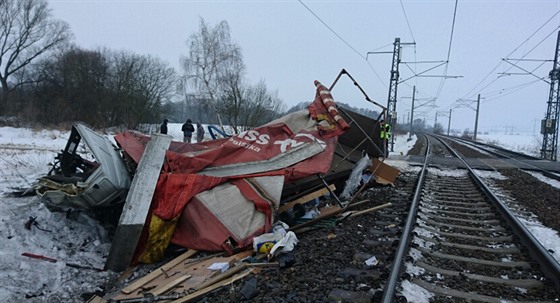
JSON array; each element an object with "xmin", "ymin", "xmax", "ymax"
[
  {"xmin": 35, "ymin": 123, "xmax": 131, "ymax": 211},
  {"xmin": 36, "ymin": 71, "xmax": 393, "ymax": 271}
]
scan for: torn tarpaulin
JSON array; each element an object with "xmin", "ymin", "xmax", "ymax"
[{"xmin": 114, "ymin": 80, "xmax": 350, "ymax": 263}]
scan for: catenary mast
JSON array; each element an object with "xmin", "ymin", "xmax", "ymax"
[{"xmin": 541, "ymin": 31, "xmax": 560, "ymax": 161}]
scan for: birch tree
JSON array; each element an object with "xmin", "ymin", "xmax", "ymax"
[{"xmin": 180, "ymin": 18, "xmax": 244, "ymax": 130}]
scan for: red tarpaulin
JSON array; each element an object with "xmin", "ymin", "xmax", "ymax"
[{"xmin": 114, "ymin": 80, "xmax": 350, "ymax": 260}]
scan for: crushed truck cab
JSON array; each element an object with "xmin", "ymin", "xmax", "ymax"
[{"xmin": 36, "ymin": 123, "xmax": 131, "ymax": 211}]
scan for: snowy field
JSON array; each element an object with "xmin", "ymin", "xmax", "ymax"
[
  {"xmin": 477, "ymin": 133, "xmax": 544, "ymax": 158},
  {"xmin": 0, "ymin": 126, "xmax": 558, "ymax": 302}
]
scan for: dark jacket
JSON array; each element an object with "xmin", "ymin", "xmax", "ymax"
[{"xmin": 182, "ymin": 122, "xmax": 194, "ymax": 136}]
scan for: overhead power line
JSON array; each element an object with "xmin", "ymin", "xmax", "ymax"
[
  {"xmin": 461, "ymin": 9, "xmax": 560, "ymax": 100},
  {"xmin": 399, "ymin": 0, "xmax": 416, "ymax": 43},
  {"xmin": 469, "ymin": 25, "xmax": 560, "ymax": 99},
  {"xmin": 297, "ymin": 0, "xmax": 387, "ymax": 89},
  {"xmin": 399, "ymin": 0, "xmax": 418, "ymax": 85},
  {"xmin": 434, "ymin": 0, "xmax": 459, "ymax": 99}
]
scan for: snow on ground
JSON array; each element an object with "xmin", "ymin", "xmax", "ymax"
[
  {"xmin": 477, "ymin": 133, "xmax": 543, "ymax": 158},
  {"xmin": 0, "ymin": 126, "xmax": 557, "ymax": 302},
  {"xmin": 0, "ymin": 127, "xmax": 116, "ymax": 303},
  {"xmin": 524, "ymin": 170, "xmax": 560, "ymax": 189},
  {"xmin": 385, "ymin": 133, "xmax": 417, "ymax": 171},
  {"xmin": 476, "ymin": 170, "xmax": 560, "ymax": 264}
]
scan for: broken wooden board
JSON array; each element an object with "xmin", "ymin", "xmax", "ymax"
[
  {"xmin": 120, "ymin": 250, "xmax": 198, "ymax": 295},
  {"xmin": 278, "ymin": 184, "xmax": 335, "ymax": 213},
  {"xmin": 105, "ymin": 134, "xmax": 172, "ymax": 272},
  {"xmin": 289, "ymin": 205, "xmax": 343, "ymax": 232},
  {"xmin": 86, "ymin": 295, "xmax": 107, "ymax": 303},
  {"xmin": 111, "ymin": 250, "xmax": 253, "ymax": 301},
  {"xmin": 348, "ymin": 202, "xmax": 392, "ymax": 217},
  {"xmin": 169, "ymin": 268, "xmax": 257, "ymax": 303},
  {"xmin": 370, "ymin": 158, "xmax": 399, "ymax": 185}
]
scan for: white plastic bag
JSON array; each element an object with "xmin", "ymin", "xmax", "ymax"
[{"xmin": 340, "ymin": 154, "xmax": 372, "ymax": 199}]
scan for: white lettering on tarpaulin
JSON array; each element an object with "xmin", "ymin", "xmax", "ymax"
[
  {"xmin": 273, "ymin": 133, "xmax": 326, "ymax": 153},
  {"xmin": 228, "ymin": 137, "xmax": 261, "ymax": 152},
  {"xmin": 236, "ymin": 130, "xmax": 270, "ymax": 145},
  {"xmin": 230, "ymin": 130, "xmax": 325, "ymax": 153}
]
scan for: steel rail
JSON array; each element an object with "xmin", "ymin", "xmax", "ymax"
[
  {"xmin": 435, "ymin": 135, "xmax": 560, "ymax": 292},
  {"xmin": 380, "ymin": 134, "xmax": 431, "ymax": 302},
  {"xmin": 444, "ymin": 134, "xmax": 543, "ymax": 160},
  {"xmin": 442, "ymin": 134, "xmax": 560, "ymax": 181}
]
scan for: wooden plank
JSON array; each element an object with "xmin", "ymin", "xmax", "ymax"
[
  {"xmin": 349, "ymin": 203, "xmax": 392, "ymax": 217},
  {"xmin": 195, "ymin": 263, "xmax": 247, "ymax": 291},
  {"xmin": 278, "ymin": 184, "xmax": 335, "ymax": 213},
  {"xmin": 113, "ymin": 250, "xmax": 252, "ymax": 300},
  {"xmin": 86, "ymin": 295, "xmax": 107, "ymax": 303},
  {"xmin": 105, "ymin": 133, "xmax": 172, "ymax": 272},
  {"xmin": 152, "ymin": 274, "xmax": 192, "ymax": 296},
  {"xmin": 121, "ymin": 250, "xmax": 198, "ymax": 295},
  {"xmin": 169, "ymin": 268, "xmax": 255, "ymax": 303}
]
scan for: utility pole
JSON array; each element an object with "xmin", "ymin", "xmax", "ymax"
[
  {"xmin": 541, "ymin": 31, "xmax": 560, "ymax": 161},
  {"xmin": 474, "ymin": 94, "xmax": 481, "ymax": 140},
  {"xmin": 456, "ymin": 95, "xmax": 483, "ymax": 139},
  {"xmin": 434, "ymin": 111, "xmax": 438, "ymax": 129},
  {"xmin": 386, "ymin": 38, "xmax": 401, "ymax": 152},
  {"xmin": 409, "ymin": 86, "xmax": 415, "ymax": 139},
  {"xmin": 447, "ymin": 109, "xmax": 452, "ymax": 136}
]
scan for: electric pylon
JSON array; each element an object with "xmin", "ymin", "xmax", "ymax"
[
  {"xmin": 387, "ymin": 38, "xmax": 401, "ymax": 151},
  {"xmin": 541, "ymin": 31, "xmax": 560, "ymax": 161}
]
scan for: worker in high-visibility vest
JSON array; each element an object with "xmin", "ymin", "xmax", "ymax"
[{"xmin": 380, "ymin": 120, "xmax": 391, "ymax": 157}]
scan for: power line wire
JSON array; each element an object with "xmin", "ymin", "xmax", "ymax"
[
  {"xmin": 297, "ymin": 0, "xmax": 387, "ymax": 89},
  {"xmin": 461, "ymin": 9, "xmax": 560, "ymax": 100},
  {"xmin": 471, "ymin": 25, "xmax": 560, "ymax": 99},
  {"xmin": 434, "ymin": 0, "xmax": 459, "ymax": 99},
  {"xmin": 399, "ymin": 0, "xmax": 416, "ymax": 43}
]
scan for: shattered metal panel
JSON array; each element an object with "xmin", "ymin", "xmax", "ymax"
[
  {"xmin": 37, "ymin": 123, "xmax": 131, "ymax": 210},
  {"xmin": 75, "ymin": 123, "xmax": 130, "ymax": 189}
]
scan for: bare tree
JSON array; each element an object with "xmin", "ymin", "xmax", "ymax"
[
  {"xmin": 180, "ymin": 18, "xmax": 244, "ymax": 130},
  {"xmin": 220, "ymin": 80, "xmax": 284, "ymax": 130},
  {"xmin": 108, "ymin": 51, "xmax": 177, "ymax": 128},
  {"xmin": 0, "ymin": 0, "xmax": 71, "ymax": 113},
  {"xmin": 19, "ymin": 47, "xmax": 176, "ymax": 127}
]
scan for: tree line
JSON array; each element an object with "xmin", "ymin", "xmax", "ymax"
[{"xmin": 0, "ymin": 0, "xmax": 284, "ymax": 130}]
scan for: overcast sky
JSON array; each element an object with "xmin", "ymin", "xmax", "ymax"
[{"xmin": 48, "ymin": 0, "xmax": 560, "ymax": 134}]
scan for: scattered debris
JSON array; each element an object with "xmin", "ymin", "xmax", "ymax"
[
  {"xmin": 29, "ymin": 72, "xmax": 404, "ymax": 302},
  {"xmin": 21, "ymin": 252, "xmax": 104, "ymax": 271},
  {"xmin": 239, "ymin": 276, "xmax": 259, "ymax": 300},
  {"xmin": 365, "ymin": 256, "xmax": 379, "ymax": 266}
]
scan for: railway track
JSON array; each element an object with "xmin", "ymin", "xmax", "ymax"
[
  {"xmin": 440, "ymin": 135, "xmax": 560, "ymax": 182},
  {"xmin": 382, "ymin": 134, "xmax": 560, "ymax": 302}
]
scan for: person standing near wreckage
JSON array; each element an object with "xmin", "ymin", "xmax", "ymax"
[
  {"xmin": 160, "ymin": 119, "xmax": 168, "ymax": 134},
  {"xmin": 182, "ymin": 119, "xmax": 194, "ymax": 143},
  {"xmin": 196, "ymin": 122, "xmax": 205, "ymax": 143},
  {"xmin": 380, "ymin": 120, "xmax": 391, "ymax": 157}
]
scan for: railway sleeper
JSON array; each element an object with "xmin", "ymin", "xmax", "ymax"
[
  {"xmin": 420, "ymin": 202, "xmax": 492, "ymax": 212},
  {"xmin": 414, "ymin": 260, "xmax": 544, "ymax": 288},
  {"xmin": 420, "ymin": 208, "xmax": 496, "ymax": 218},
  {"xmin": 411, "ymin": 278, "xmax": 551, "ymax": 303},
  {"xmin": 415, "ymin": 234, "xmax": 521, "ymax": 254},
  {"xmin": 419, "ymin": 213, "xmax": 500, "ymax": 225},
  {"xmin": 416, "ymin": 246, "xmax": 531, "ymax": 268},
  {"xmin": 420, "ymin": 218, "xmax": 505, "ymax": 232},
  {"xmin": 418, "ymin": 226, "xmax": 513, "ymax": 242},
  {"xmin": 422, "ymin": 199, "xmax": 489, "ymax": 207}
]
